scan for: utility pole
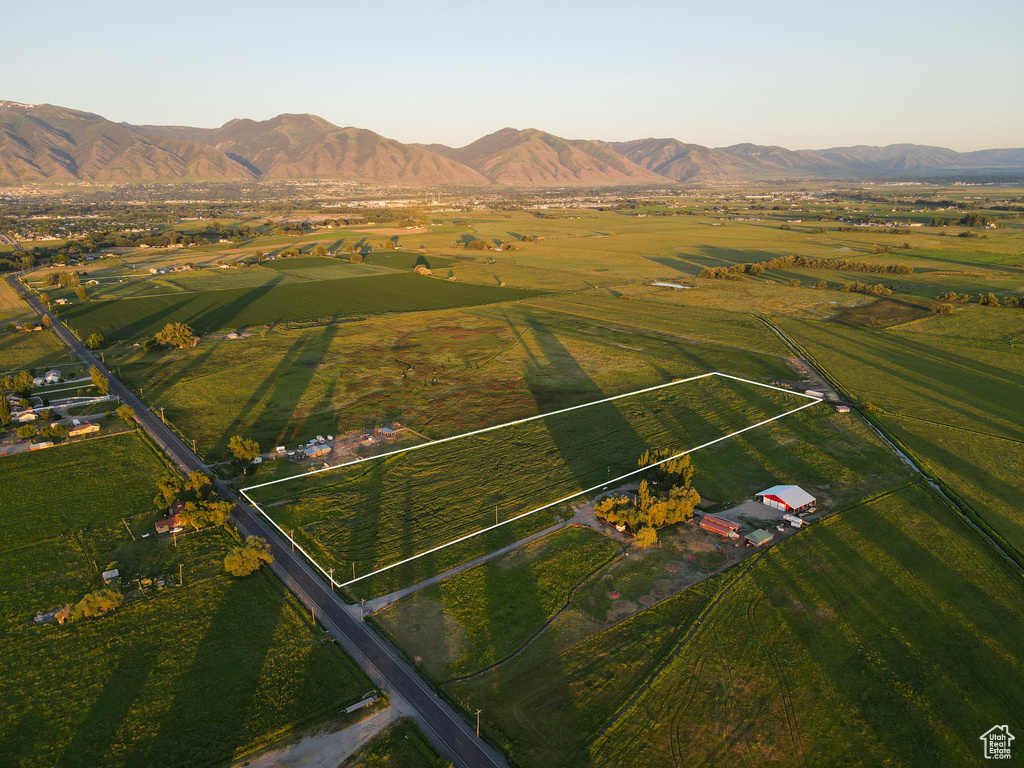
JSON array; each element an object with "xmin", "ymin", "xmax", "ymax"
[
  {"xmin": 495, "ymin": 505, "xmax": 498, "ymax": 526},
  {"xmin": 328, "ymin": 568, "xmax": 335, "ymax": 590},
  {"xmin": 121, "ymin": 518, "xmax": 135, "ymax": 540},
  {"xmin": 476, "ymin": 709, "xmax": 482, "ymax": 737},
  {"xmin": 160, "ymin": 407, "xmax": 165, "ymax": 424},
  {"xmin": 173, "ymin": 529, "xmax": 177, "ymax": 547},
  {"xmin": 179, "ymin": 562, "xmax": 183, "ymax": 587},
  {"xmin": 360, "ymin": 599, "xmax": 365, "ymax": 621},
  {"xmin": 291, "ymin": 530, "xmax": 295, "ymax": 551},
  {"xmin": 352, "ymin": 561, "xmax": 356, "ymax": 580}
]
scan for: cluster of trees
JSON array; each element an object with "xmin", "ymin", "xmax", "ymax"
[
  {"xmin": 698, "ymin": 254, "xmax": 913, "ymax": 281},
  {"xmin": 90, "ymin": 365, "xmax": 110, "ymax": 395},
  {"xmin": 593, "ymin": 450, "xmax": 701, "ymax": 547},
  {"xmin": 937, "ymin": 292, "xmax": 1020, "ymax": 308},
  {"xmin": 153, "ymin": 322, "xmax": 198, "ymax": 350},
  {"xmin": 1, "ymin": 370, "xmax": 37, "ymax": 395},
  {"xmin": 228, "ymin": 435, "xmax": 261, "ymax": 467},
  {"xmin": 154, "ymin": 470, "xmax": 231, "ymax": 530},
  {"xmin": 42, "ymin": 270, "xmax": 82, "ymax": 288},
  {"xmin": 839, "ymin": 281, "xmax": 893, "ymax": 296},
  {"xmin": 53, "ymin": 586, "xmax": 126, "ymax": 625},
  {"xmin": 224, "ymin": 536, "xmax": 274, "ymax": 576}
]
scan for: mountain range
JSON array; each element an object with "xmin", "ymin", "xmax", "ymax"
[{"xmin": 3, "ymin": 101, "xmax": 1023, "ymax": 186}]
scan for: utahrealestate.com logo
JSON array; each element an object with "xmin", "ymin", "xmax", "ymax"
[{"xmin": 980, "ymin": 725, "xmax": 1014, "ymax": 760}]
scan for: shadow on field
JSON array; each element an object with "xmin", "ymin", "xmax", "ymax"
[
  {"xmin": 213, "ymin": 323, "xmax": 340, "ymax": 456},
  {"xmin": 136, "ymin": 578, "xmax": 284, "ymax": 766},
  {"xmin": 762, "ymin": 502, "xmax": 1024, "ymax": 764},
  {"xmin": 0, "ymin": 699, "xmax": 46, "ymax": 765},
  {"xmin": 58, "ymin": 642, "xmax": 159, "ymax": 766},
  {"xmin": 822, "ymin": 328, "xmax": 1023, "ymax": 438}
]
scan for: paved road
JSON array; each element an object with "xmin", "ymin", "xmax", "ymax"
[{"xmin": 9, "ymin": 273, "xmax": 507, "ymax": 768}]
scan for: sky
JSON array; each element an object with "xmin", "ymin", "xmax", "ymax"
[{"xmin": 4, "ymin": 0, "xmax": 1023, "ymax": 151}]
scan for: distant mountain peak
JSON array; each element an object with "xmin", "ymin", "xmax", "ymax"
[{"xmin": 2, "ymin": 101, "xmax": 1023, "ymax": 185}]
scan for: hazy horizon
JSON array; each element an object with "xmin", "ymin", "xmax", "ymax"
[{"xmin": 6, "ymin": 0, "xmax": 1023, "ymax": 152}]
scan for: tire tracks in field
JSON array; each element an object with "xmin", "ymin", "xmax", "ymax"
[
  {"xmin": 746, "ymin": 586, "xmax": 805, "ymax": 766},
  {"xmin": 584, "ymin": 550, "xmax": 770, "ymax": 753},
  {"xmin": 444, "ymin": 545, "xmax": 627, "ymax": 685}
]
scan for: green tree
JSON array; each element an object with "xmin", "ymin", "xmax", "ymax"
[
  {"xmin": 228, "ymin": 435, "xmax": 261, "ymax": 462},
  {"xmin": 634, "ymin": 526, "xmax": 658, "ymax": 548},
  {"xmin": 16, "ymin": 425, "xmax": 36, "ymax": 439},
  {"xmin": 71, "ymin": 588, "xmax": 123, "ymax": 620},
  {"xmin": 350, "ymin": 252, "xmax": 363, "ymax": 263},
  {"xmin": 312, "ymin": 244, "xmax": 328, "ymax": 257},
  {"xmin": 12, "ymin": 370, "xmax": 34, "ymax": 394},
  {"xmin": 84, "ymin": 332, "xmax": 105, "ymax": 349},
  {"xmin": 116, "ymin": 404, "xmax": 135, "ymax": 423},
  {"xmin": 75, "ymin": 286, "xmax": 88, "ymax": 301},
  {"xmin": 90, "ymin": 365, "xmax": 110, "ymax": 395},
  {"xmin": 0, "ymin": 397, "xmax": 10, "ymax": 427},
  {"xmin": 185, "ymin": 471, "xmax": 212, "ymax": 499},
  {"xmin": 40, "ymin": 314, "xmax": 52, "ymax": 329},
  {"xmin": 224, "ymin": 536, "xmax": 274, "ymax": 576},
  {"xmin": 155, "ymin": 322, "xmax": 198, "ymax": 349},
  {"xmin": 154, "ymin": 472, "xmax": 184, "ymax": 508}
]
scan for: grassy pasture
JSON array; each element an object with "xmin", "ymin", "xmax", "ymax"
[
  {"xmin": 340, "ymin": 718, "xmax": 448, "ymax": 768},
  {"xmin": 251, "ymin": 375, "xmax": 812, "ymax": 598},
  {"xmin": 0, "ymin": 328, "xmax": 70, "ymax": 372},
  {"xmin": 587, "ymin": 483, "xmax": 1024, "ymax": 768},
  {"xmin": 113, "ymin": 300, "xmax": 796, "ymax": 459},
  {"xmin": 375, "ymin": 526, "xmax": 620, "ymax": 679},
  {"xmin": 0, "ymin": 431, "xmax": 370, "ymax": 768},
  {"xmin": 450, "ymin": 484, "xmax": 1024, "ymax": 768},
  {"xmin": 56, "ymin": 272, "xmax": 544, "ymax": 341}
]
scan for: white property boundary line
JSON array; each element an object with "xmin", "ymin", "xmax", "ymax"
[{"xmin": 240, "ymin": 372, "xmax": 822, "ymax": 589}]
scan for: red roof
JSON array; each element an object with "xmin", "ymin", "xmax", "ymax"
[
  {"xmin": 700, "ymin": 518, "xmax": 737, "ymax": 536},
  {"xmin": 701, "ymin": 514, "xmax": 740, "ymax": 531},
  {"xmin": 170, "ymin": 500, "xmax": 186, "ymax": 514}
]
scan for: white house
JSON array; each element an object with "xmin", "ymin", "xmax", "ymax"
[{"xmin": 44, "ymin": 370, "xmax": 61, "ymax": 384}]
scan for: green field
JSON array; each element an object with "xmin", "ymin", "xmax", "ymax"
[
  {"xmin": 443, "ymin": 483, "xmax": 1024, "ymax": 768},
  {"xmin": 0, "ymin": 432, "xmax": 370, "ymax": 768},
  {"xmin": 375, "ymin": 526, "xmax": 620, "ymax": 679},
  {"xmin": 55, "ymin": 271, "xmax": 544, "ymax": 341},
  {"xmin": 109, "ymin": 299, "xmax": 797, "ymax": 460},
  {"xmin": 251, "ymin": 375, "xmax": 813, "ymax": 598},
  {"xmin": 341, "ymin": 718, "xmax": 448, "ymax": 768},
  {"xmin": 778, "ymin": 314, "xmax": 1024, "ymax": 562},
  {"xmin": 0, "ymin": 328, "xmax": 71, "ymax": 372}
]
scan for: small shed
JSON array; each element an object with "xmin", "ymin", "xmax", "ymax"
[
  {"xmin": 377, "ymin": 427, "xmax": 396, "ymax": 437},
  {"xmin": 756, "ymin": 485, "xmax": 816, "ymax": 514},
  {"xmin": 835, "ymin": 405, "xmax": 851, "ymax": 414},
  {"xmin": 29, "ymin": 441, "xmax": 53, "ymax": 451},
  {"xmin": 745, "ymin": 529, "xmax": 774, "ymax": 547},
  {"xmin": 805, "ymin": 389, "xmax": 825, "ymax": 398},
  {"xmin": 102, "ymin": 568, "xmax": 120, "ymax": 585}
]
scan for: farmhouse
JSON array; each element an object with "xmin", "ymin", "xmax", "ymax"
[
  {"xmin": 699, "ymin": 514, "xmax": 741, "ymax": 537},
  {"xmin": 155, "ymin": 515, "xmax": 183, "ymax": 534},
  {"xmin": 16, "ymin": 411, "xmax": 37, "ymax": 423},
  {"xmin": 32, "ymin": 377, "xmax": 45, "ymax": 387},
  {"xmin": 756, "ymin": 485, "xmax": 816, "ymax": 514},
  {"xmin": 68, "ymin": 421, "xmax": 100, "ymax": 438},
  {"xmin": 44, "ymin": 370, "xmax": 61, "ymax": 384},
  {"xmin": 745, "ymin": 529, "xmax": 774, "ymax": 547}
]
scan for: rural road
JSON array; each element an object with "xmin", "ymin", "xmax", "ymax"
[{"xmin": 9, "ymin": 273, "xmax": 508, "ymax": 768}]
